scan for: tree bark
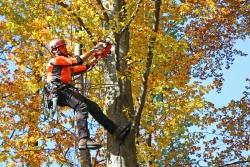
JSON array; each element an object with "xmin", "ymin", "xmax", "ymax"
[
  {"xmin": 104, "ymin": 28, "xmax": 137, "ymax": 167},
  {"xmin": 79, "ymin": 150, "xmax": 92, "ymax": 167},
  {"xmin": 102, "ymin": 0, "xmax": 162, "ymax": 166},
  {"xmin": 103, "ymin": 0, "xmax": 137, "ymax": 166}
]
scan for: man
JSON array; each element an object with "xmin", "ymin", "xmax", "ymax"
[{"xmin": 46, "ymin": 39, "xmax": 130, "ymax": 150}]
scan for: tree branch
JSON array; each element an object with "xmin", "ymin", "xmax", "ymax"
[
  {"xmin": 0, "ymin": 130, "xmax": 16, "ymax": 147},
  {"xmin": 57, "ymin": 2, "xmax": 96, "ymax": 44},
  {"xmin": 134, "ymin": 0, "xmax": 162, "ymax": 134},
  {"xmin": 95, "ymin": 0, "xmax": 110, "ymax": 22},
  {"xmin": 120, "ymin": 0, "xmax": 143, "ymax": 33},
  {"xmin": 219, "ymin": 161, "xmax": 250, "ymax": 167}
]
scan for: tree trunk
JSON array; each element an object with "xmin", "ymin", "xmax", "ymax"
[
  {"xmin": 102, "ymin": 0, "xmax": 162, "ymax": 166},
  {"xmin": 103, "ymin": 31, "xmax": 137, "ymax": 166},
  {"xmin": 79, "ymin": 150, "xmax": 92, "ymax": 167},
  {"xmin": 103, "ymin": 0, "xmax": 137, "ymax": 166}
]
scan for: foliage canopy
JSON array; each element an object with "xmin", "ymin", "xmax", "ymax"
[{"xmin": 0, "ymin": 0, "xmax": 249, "ymax": 166}]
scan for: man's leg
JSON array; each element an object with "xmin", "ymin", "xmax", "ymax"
[
  {"xmin": 58, "ymin": 86, "xmax": 131, "ymax": 145},
  {"xmin": 79, "ymin": 96, "xmax": 118, "ymax": 134},
  {"xmin": 57, "ymin": 88, "xmax": 89, "ymax": 136},
  {"xmin": 57, "ymin": 87, "xmax": 101, "ymax": 149},
  {"xmin": 76, "ymin": 93, "xmax": 131, "ymax": 142}
]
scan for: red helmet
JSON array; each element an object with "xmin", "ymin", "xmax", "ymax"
[{"xmin": 49, "ymin": 39, "xmax": 66, "ymax": 53}]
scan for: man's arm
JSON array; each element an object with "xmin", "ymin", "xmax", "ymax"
[
  {"xmin": 68, "ymin": 50, "xmax": 96, "ymax": 67},
  {"xmin": 74, "ymin": 42, "xmax": 108, "ymax": 65},
  {"xmin": 80, "ymin": 42, "xmax": 106, "ymax": 61},
  {"xmin": 69, "ymin": 50, "xmax": 95, "ymax": 66},
  {"xmin": 79, "ymin": 49, "xmax": 95, "ymax": 62},
  {"xmin": 72, "ymin": 65, "xmax": 88, "ymax": 74},
  {"xmin": 72, "ymin": 58, "xmax": 99, "ymax": 74}
]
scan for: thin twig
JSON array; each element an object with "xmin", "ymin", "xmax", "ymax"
[{"xmin": 0, "ymin": 57, "xmax": 6, "ymax": 61}]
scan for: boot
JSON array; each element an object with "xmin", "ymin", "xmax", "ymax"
[
  {"xmin": 78, "ymin": 138, "xmax": 102, "ymax": 150},
  {"xmin": 113, "ymin": 123, "xmax": 131, "ymax": 142}
]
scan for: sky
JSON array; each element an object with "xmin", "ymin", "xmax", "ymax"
[
  {"xmin": 205, "ymin": 38, "xmax": 250, "ymax": 107},
  {"xmin": 193, "ymin": 38, "xmax": 250, "ymax": 166}
]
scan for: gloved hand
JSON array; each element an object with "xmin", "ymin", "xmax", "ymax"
[
  {"xmin": 91, "ymin": 42, "xmax": 105, "ymax": 54},
  {"xmin": 101, "ymin": 42, "xmax": 112, "ymax": 58},
  {"xmin": 86, "ymin": 58, "xmax": 98, "ymax": 71},
  {"xmin": 92, "ymin": 41, "xmax": 112, "ymax": 59}
]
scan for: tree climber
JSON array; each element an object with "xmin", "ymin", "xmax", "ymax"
[{"xmin": 45, "ymin": 39, "xmax": 131, "ymax": 150}]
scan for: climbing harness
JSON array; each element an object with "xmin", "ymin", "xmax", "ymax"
[{"xmin": 43, "ymin": 82, "xmax": 58, "ymax": 118}]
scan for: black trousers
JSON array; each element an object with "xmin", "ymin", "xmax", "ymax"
[{"xmin": 57, "ymin": 85, "xmax": 117, "ymax": 139}]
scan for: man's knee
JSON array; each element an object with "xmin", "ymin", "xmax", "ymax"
[
  {"xmin": 76, "ymin": 109, "xmax": 88, "ymax": 119},
  {"xmin": 76, "ymin": 107, "xmax": 88, "ymax": 129},
  {"xmin": 76, "ymin": 118, "xmax": 88, "ymax": 127},
  {"xmin": 75, "ymin": 102, "xmax": 88, "ymax": 112}
]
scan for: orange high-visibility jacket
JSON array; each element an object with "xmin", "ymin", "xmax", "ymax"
[{"xmin": 46, "ymin": 56, "xmax": 88, "ymax": 83}]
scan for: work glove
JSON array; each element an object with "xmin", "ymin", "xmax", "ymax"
[{"xmin": 92, "ymin": 41, "xmax": 112, "ymax": 59}]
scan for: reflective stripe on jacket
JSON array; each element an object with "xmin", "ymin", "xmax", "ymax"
[{"xmin": 46, "ymin": 56, "xmax": 88, "ymax": 83}]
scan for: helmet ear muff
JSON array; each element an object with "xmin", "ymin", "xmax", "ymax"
[
  {"xmin": 52, "ymin": 47, "xmax": 62, "ymax": 56},
  {"xmin": 51, "ymin": 48, "xmax": 56, "ymax": 55}
]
